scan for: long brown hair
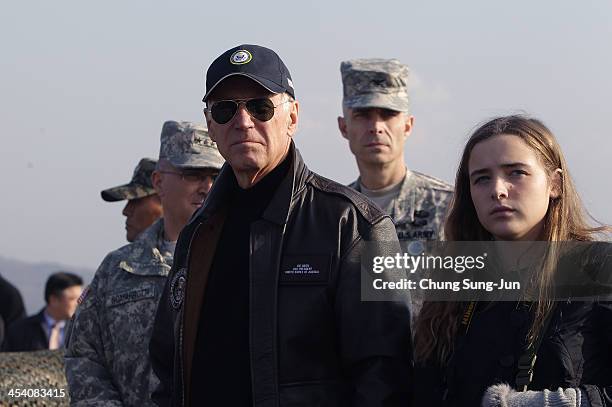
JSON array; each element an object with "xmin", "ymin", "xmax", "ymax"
[{"xmin": 414, "ymin": 115, "xmax": 609, "ymax": 365}]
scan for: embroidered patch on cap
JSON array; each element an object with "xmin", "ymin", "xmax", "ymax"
[
  {"xmin": 170, "ymin": 267, "xmax": 187, "ymax": 309},
  {"xmin": 230, "ymin": 50, "xmax": 252, "ymax": 65}
]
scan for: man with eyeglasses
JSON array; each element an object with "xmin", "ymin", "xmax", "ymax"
[
  {"xmin": 65, "ymin": 121, "xmax": 223, "ymax": 406},
  {"xmin": 150, "ymin": 45, "xmax": 412, "ymax": 406},
  {"xmin": 101, "ymin": 157, "xmax": 163, "ymax": 243}
]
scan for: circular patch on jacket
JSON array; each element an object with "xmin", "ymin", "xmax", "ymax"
[
  {"xmin": 230, "ymin": 50, "xmax": 252, "ymax": 65},
  {"xmin": 170, "ymin": 267, "xmax": 187, "ymax": 310},
  {"xmin": 407, "ymin": 240, "xmax": 425, "ymax": 256}
]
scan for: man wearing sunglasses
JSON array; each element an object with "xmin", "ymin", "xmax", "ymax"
[
  {"xmin": 65, "ymin": 121, "xmax": 223, "ymax": 406},
  {"xmin": 150, "ymin": 45, "xmax": 412, "ymax": 406}
]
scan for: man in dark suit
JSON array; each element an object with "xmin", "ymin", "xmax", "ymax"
[
  {"xmin": 0, "ymin": 274, "xmax": 26, "ymax": 330},
  {"xmin": 2, "ymin": 272, "xmax": 82, "ymax": 352},
  {"xmin": 0, "ymin": 315, "xmax": 4, "ymax": 347}
]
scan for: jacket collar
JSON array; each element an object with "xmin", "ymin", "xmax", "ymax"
[
  {"xmin": 118, "ymin": 219, "xmax": 173, "ymax": 276},
  {"xmin": 351, "ymin": 168, "xmax": 415, "ymax": 223},
  {"xmin": 34, "ymin": 308, "xmax": 47, "ymax": 323},
  {"xmin": 193, "ymin": 141, "xmax": 310, "ymax": 226},
  {"xmin": 42, "ymin": 308, "xmax": 65, "ymax": 329}
]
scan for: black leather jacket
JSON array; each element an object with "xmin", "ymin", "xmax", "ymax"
[{"xmin": 150, "ymin": 144, "xmax": 413, "ymax": 406}]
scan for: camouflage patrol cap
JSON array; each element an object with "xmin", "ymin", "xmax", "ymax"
[
  {"xmin": 101, "ymin": 158, "xmax": 157, "ymax": 202},
  {"xmin": 159, "ymin": 121, "xmax": 224, "ymax": 169},
  {"xmin": 341, "ymin": 58, "xmax": 410, "ymax": 112}
]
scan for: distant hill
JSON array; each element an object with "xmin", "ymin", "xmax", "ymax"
[{"xmin": 0, "ymin": 256, "xmax": 94, "ymax": 314}]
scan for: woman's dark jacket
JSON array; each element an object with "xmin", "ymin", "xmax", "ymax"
[{"xmin": 414, "ymin": 243, "xmax": 612, "ymax": 407}]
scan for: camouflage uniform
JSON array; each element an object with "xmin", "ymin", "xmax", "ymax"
[
  {"xmin": 349, "ymin": 170, "xmax": 453, "ymax": 242},
  {"xmin": 65, "ymin": 121, "xmax": 224, "ymax": 406},
  {"xmin": 342, "ymin": 59, "xmax": 453, "ymax": 320},
  {"xmin": 64, "ymin": 219, "xmax": 171, "ymax": 406},
  {"xmin": 101, "ymin": 158, "xmax": 158, "ymax": 202},
  {"xmin": 341, "ymin": 58, "xmax": 453, "ymax": 242}
]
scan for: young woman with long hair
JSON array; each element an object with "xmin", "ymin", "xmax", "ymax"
[{"xmin": 413, "ymin": 115, "xmax": 611, "ymax": 406}]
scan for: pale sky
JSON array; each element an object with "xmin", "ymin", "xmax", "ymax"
[{"xmin": 1, "ymin": 1, "xmax": 611, "ymax": 270}]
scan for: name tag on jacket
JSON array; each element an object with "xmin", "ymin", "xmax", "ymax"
[
  {"xmin": 106, "ymin": 285, "xmax": 156, "ymax": 307},
  {"xmin": 280, "ymin": 255, "xmax": 331, "ymax": 284}
]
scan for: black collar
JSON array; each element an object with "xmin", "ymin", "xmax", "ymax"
[{"xmin": 193, "ymin": 141, "xmax": 311, "ymax": 226}]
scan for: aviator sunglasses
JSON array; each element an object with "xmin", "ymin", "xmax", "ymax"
[{"xmin": 205, "ymin": 97, "xmax": 290, "ymax": 124}]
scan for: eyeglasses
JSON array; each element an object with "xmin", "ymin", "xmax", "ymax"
[
  {"xmin": 159, "ymin": 170, "xmax": 217, "ymax": 184},
  {"xmin": 204, "ymin": 97, "xmax": 290, "ymax": 124}
]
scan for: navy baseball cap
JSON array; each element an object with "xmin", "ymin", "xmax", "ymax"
[{"xmin": 202, "ymin": 44, "xmax": 295, "ymax": 101}]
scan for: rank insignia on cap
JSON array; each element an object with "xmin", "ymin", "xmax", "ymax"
[
  {"xmin": 230, "ymin": 50, "xmax": 252, "ymax": 65},
  {"xmin": 170, "ymin": 267, "xmax": 187, "ymax": 309}
]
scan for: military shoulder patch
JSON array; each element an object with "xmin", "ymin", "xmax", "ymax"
[{"xmin": 170, "ymin": 267, "xmax": 187, "ymax": 310}]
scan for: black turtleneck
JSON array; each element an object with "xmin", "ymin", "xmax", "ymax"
[{"xmin": 190, "ymin": 154, "xmax": 291, "ymax": 405}]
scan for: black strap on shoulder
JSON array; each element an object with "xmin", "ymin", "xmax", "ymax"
[{"xmin": 515, "ymin": 303, "xmax": 557, "ymax": 391}]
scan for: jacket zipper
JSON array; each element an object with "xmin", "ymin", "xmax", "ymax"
[{"xmin": 248, "ymin": 222, "xmax": 287, "ymax": 405}]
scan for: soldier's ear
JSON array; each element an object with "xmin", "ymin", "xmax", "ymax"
[
  {"xmin": 152, "ymin": 170, "xmax": 163, "ymax": 196},
  {"xmin": 338, "ymin": 116, "xmax": 348, "ymax": 140},
  {"xmin": 404, "ymin": 115, "xmax": 414, "ymax": 138}
]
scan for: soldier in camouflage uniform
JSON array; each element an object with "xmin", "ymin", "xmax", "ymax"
[
  {"xmin": 338, "ymin": 59, "xmax": 453, "ymax": 243},
  {"xmin": 338, "ymin": 59, "xmax": 453, "ymax": 320},
  {"xmin": 64, "ymin": 121, "xmax": 224, "ymax": 406},
  {"xmin": 101, "ymin": 158, "xmax": 163, "ymax": 242}
]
